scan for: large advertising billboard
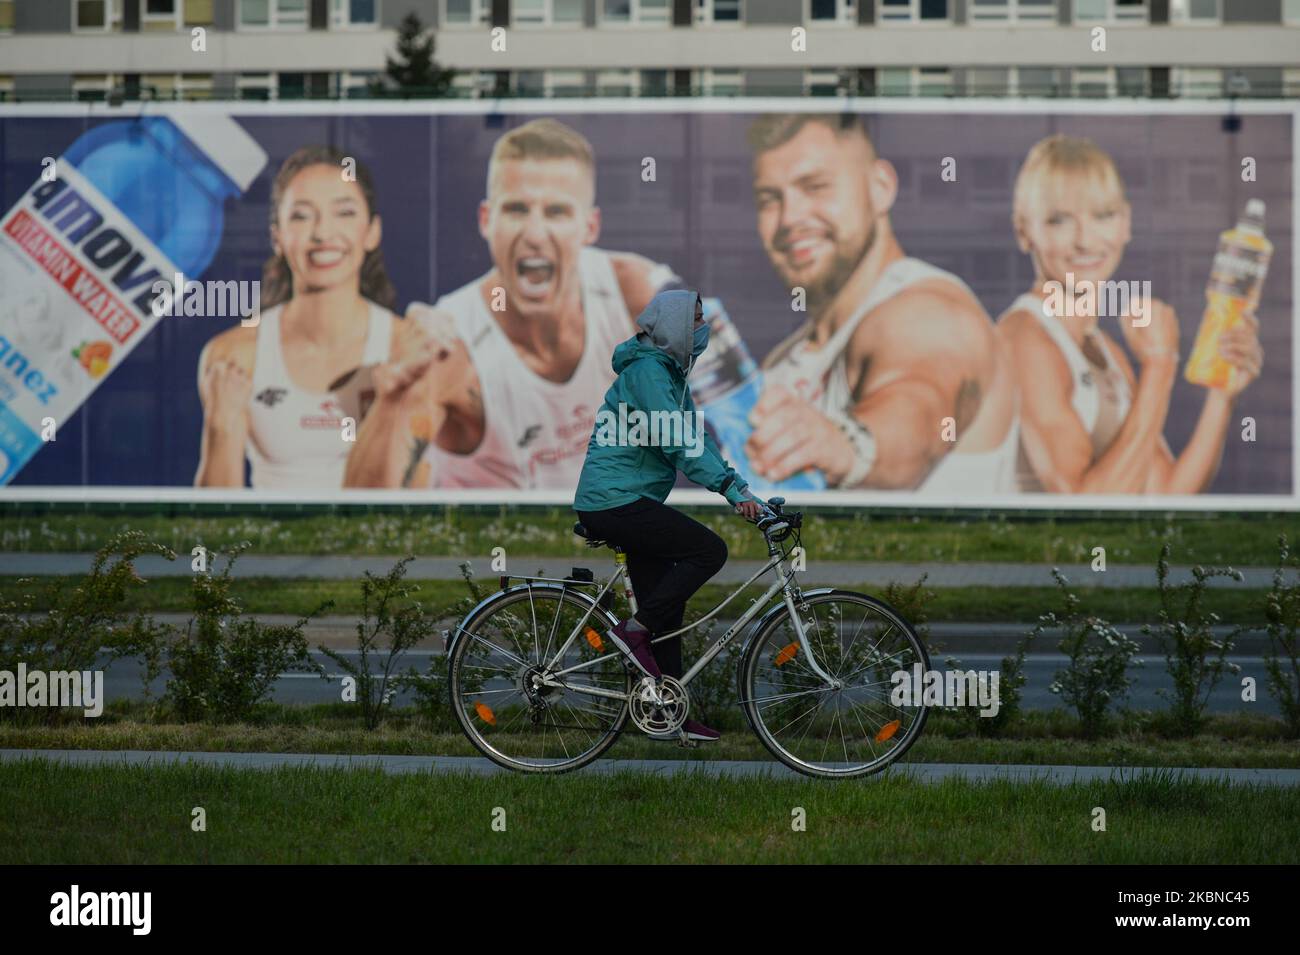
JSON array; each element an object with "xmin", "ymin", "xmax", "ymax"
[{"xmin": 0, "ymin": 99, "xmax": 1293, "ymax": 508}]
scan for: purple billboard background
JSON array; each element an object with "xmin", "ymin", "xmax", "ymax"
[{"xmin": 0, "ymin": 105, "xmax": 1292, "ymax": 497}]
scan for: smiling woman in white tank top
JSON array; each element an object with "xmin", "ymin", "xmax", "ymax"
[
  {"xmin": 999, "ymin": 135, "xmax": 1263, "ymax": 496},
  {"xmin": 194, "ymin": 146, "xmax": 401, "ymax": 490}
]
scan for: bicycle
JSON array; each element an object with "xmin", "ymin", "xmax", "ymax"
[{"xmin": 445, "ymin": 497, "xmax": 931, "ymax": 779}]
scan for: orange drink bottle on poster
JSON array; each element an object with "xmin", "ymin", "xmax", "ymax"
[{"xmin": 1184, "ymin": 199, "xmax": 1272, "ymax": 390}]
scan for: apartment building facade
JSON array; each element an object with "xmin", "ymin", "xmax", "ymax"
[{"xmin": 0, "ymin": 0, "xmax": 1297, "ymax": 101}]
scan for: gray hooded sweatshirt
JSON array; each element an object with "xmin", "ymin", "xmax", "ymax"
[{"xmin": 573, "ymin": 289, "xmax": 750, "ymax": 511}]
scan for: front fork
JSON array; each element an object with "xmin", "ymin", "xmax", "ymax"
[{"xmin": 778, "ymin": 563, "xmax": 842, "ymax": 690}]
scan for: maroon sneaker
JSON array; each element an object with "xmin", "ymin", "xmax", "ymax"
[
  {"xmin": 682, "ymin": 720, "xmax": 720, "ymax": 742},
  {"xmin": 606, "ymin": 617, "xmax": 662, "ymax": 679},
  {"xmin": 648, "ymin": 719, "xmax": 721, "ymax": 743}
]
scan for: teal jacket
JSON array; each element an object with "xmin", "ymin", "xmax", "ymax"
[{"xmin": 573, "ymin": 289, "xmax": 751, "ymax": 512}]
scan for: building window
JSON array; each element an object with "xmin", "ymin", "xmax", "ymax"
[
  {"xmin": 444, "ymin": 0, "xmax": 491, "ymax": 24},
  {"xmin": 695, "ymin": 0, "xmax": 741, "ymax": 23},
  {"xmin": 1173, "ymin": 68, "xmax": 1222, "ymax": 98},
  {"xmin": 595, "ymin": 69, "xmax": 638, "ymax": 96},
  {"xmin": 1116, "ymin": 67, "xmax": 1147, "ymax": 96},
  {"xmin": 142, "ymin": 0, "xmax": 183, "ymax": 30},
  {"xmin": 967, "ymin": 67, "xmax": 1010, "ymax": 96},
  {"xmin": 1283, "ymin": 68, "xmax": 1300, "ymax": 97},
  {"xmin": 1072, "ymin": 66, "xmax": 1115, "ymax": 97},
  {"xmin": 514, "ymin": 70, "xmax": 545, "ymax": 95},
  {"xmin": 238, "ymin": 0, "xmax": 308, "ymax": 29},
  {"xmin": 237, "ymin": 72, "xmax": 275, "ymax": 99},
  {"xmin": 330, "ymin": 0, "xmax": 377, "ymax": 27},
  {"xmin": 1016, "ymin": 66, "xmax": 1064, "ymax": 96},
  {"xmin": 0, "ymin": 0, "xmax": 13, "ymax": 34},
  {"xmin": 805, "ymin": 69, "xmax": 842, "ymax": 95},
  {"xmin": 878, "ymin": 0, "xmax": 949, "ymax": 22},
  {"xmin": 545, "ymin": 70, "xmax": 588, "ymax": 97},
  {"xmin": 73, "ymin": 0, "xmax": 121, "ymax": 31},
  {"xmin": 450, "ymin": 70, "xmax": 493, "ymax": 96},
  {"xmin": 140, "ymin": 73, "xmax": 214, "ymax": 100},
  {"xmin": 879, "ymin": 67, "xmax": 951, "ymax": 95},
  {"xmin": 0, "ymin": 75, "xmax": 15, "ymax": 101},
  {"xmin": 517, "ymin": 0, "xmax": 585, "ymax": 23},
  {"xmin": 1074, "ymin": 0, "xmax": 1147, "ymax": 23},
  {"xmin": 700, "ymin": 68, "xmax": 742, "ymax": 95},
  {"xmin": 1285, "ymin": 0, "xmax": 1300, "ymax": 24},
  {"xmin": 808, "ymin": 0, "xmax": 855, "ymax": 23},
  {"xmin": 1170, "ymin": 0, "xmax": 1219, "ymax": 22},
  {"xmin": 968, "ymin": 0, "xmax": 1053, "ymax": 22},
  {"xmin": 332, "ymin": 70, "xmax": 377, "ymax": 97},
  {"xmin": 642, "ymin": 69, "xmax": 669, "ymax": 95},
  {"xmin": 603, "ymin": 0, "xmax": 671, "ymax": 23},
  {"xmin": 72, "ymin": 74, "xmax": 118, "ymax": 101}
]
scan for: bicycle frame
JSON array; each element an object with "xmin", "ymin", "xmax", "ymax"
[{"xmin": 519, "ymin": 542, "xmax": 840, "ymax": 703}]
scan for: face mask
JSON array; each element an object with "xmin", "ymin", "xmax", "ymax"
[{"xmin": 691, "ymin": 321, "xmax": 710, "ymax": 360}]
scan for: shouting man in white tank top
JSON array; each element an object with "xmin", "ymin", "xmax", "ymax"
[
  {"xmin": 344, "ymin": 118, "xmax": 677, "ymax": 491},
  {"xmin": 742, "ymin": 114, "xmax": 1019, "ymax": 496}
]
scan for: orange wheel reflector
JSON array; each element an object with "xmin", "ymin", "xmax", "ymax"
[
  {"xmin": 875, "ymin": 719, "xmax": 901, "ymax": 742},
  {"xmin": 474, "ymin": 701, "xmax": 496, "ymax": 726},
  {"xmin": 585, "ymin": 627, "xmax": 604, "ymax": 651},
  {"xmin": 773, "ymin": 642, "xmax": 799, "ymax": 667}
]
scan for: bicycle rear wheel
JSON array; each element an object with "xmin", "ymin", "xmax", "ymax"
[
  {"xmin": 448, "ymin": 584, "xmax": 632, "ymax": 774},
  {"xmin": 739, "ymin": 590, "xmax": 930, "ymax": 779}
]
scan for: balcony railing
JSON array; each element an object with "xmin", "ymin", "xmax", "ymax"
[{"xmin": 1, "ymin": 80, "xmax": 1296, "ymax": 103}]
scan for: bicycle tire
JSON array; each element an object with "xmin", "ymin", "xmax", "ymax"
[
  {"xmin": 738, "ymin": 589, "xmax": 931, "ymax": 780},
  {"xmin": 449, "ymin": 584, "xmax": 632, "ymax": 775}
]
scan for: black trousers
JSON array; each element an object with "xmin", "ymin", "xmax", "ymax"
[{"xmin": 576, "ymin": 497, "xmax": 729, "ymax": 679}]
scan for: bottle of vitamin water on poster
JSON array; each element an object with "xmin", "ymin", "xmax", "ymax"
[
  {"xmin": 0, "ymin": 113, "xmax": 266, "ymax": 485},
  {"xmin": 1184, "ymin": 199, "xmax": 1272, "ymax": 390},
  {"xmin": 687, "ymin": 298, "xmax": 826, "ymax": 492}
]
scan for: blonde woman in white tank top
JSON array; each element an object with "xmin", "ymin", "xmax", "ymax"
[
  {"xmin": 195, "ymin": 146, "xmax": 401, "ymax": 489},
  {"xmin": 1000, "ymin": 134, "xmax": 1262, "ymax": 495}
]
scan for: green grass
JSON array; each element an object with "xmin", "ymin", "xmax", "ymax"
[
  {"xmin": 0, "ymin": 575, "xmax": 1275, "ymax": 624},
  {"xmin": 1, "ymin": 757, "xmax": 1295, "ymax": 863},
  {"xmin": 3, "ymin": 706, "xmax": 1296, "ymax": 768},
  {"xmin": 2, "ymin": 507, "xmax": 1296, "ymax": 565}
]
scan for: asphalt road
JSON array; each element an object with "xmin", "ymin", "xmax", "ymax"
[{"xmin": 88, "ymin": 646, "xmax": 1279, "ymax": 715}]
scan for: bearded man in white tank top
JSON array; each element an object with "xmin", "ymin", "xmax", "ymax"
[
  {"xmin": 997, "ymin": 135, "xmax": 1262, "ymax": 495},
  {"xmin": 344, "ymin": 119, "xmax": 678, "ymax": 491},
  {"xmin": 740, "ymin": 114, "xmax": 1019, "ymax": 496}
]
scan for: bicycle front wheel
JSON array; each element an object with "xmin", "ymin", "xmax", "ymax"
[
  {"xmin": 739, "ymin": 590, "xmax": 930, "ymax": 779},
  {"xmin": 448, "ymin": 584, "xmax": 632, "ymax": 774}
]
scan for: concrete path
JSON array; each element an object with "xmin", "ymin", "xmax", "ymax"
[
  {"xmin": 2, "ymin": 748, "xmax": 1296, "ymax": 786},
  {"xmin": 0, "ymin": 552, "xmax": 1276, "ymax": 588}
]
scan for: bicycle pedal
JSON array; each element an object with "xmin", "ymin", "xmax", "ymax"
[{"xmin": 677, "ymin": 737, "xmax": 699, "ymax": 749}]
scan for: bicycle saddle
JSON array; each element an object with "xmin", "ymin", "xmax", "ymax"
[{"xmin": 572, "ymin": 522, "xmax": 608, "ymax": 548}]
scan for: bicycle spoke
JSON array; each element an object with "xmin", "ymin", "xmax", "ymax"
[
  {"xmin": 451, "ymin": 588, "xmax": 629, "ymax": 772},
  {"xmin": 744, "ymin": 593, "xmax": 929, "ymax": 778}
]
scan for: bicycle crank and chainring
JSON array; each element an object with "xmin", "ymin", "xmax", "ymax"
[{"xmin": 627, "ymin": 676, "xmax": 689, "ymax": 736}]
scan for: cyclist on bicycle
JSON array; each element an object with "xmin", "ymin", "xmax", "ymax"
[{"xmin": 574, "ymin": 288, "xmax": 765, "ymax": 742}]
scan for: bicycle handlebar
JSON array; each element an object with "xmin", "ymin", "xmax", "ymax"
[{"xmin": 753, "ymin": 496, "xmax": 799, "ymax": 542}]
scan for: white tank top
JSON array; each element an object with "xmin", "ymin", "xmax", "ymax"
[
  {"xmin": 246, "ymin": 301, "xmax": 394, "ymax": 489},
  {"xmin": 1002, "ymin": 292, "xmax": 1132, "ymax": 491},
  {"xmin": 764, "ymin": 257, "xmax": 1020, "ymax": 495},
  {"xmin": 419, "ymin": 247, "xmax": 659, "ymax": 489}
]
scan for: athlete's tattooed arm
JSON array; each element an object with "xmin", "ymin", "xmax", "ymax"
[{"xmin": 747, "ymin": 286, "xmax": 998, "ymax": 489}]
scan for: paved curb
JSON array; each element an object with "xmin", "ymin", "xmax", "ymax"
[{"xmin": 2, "ymin": 749, "xmax": 1296, "ymax": 786}]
